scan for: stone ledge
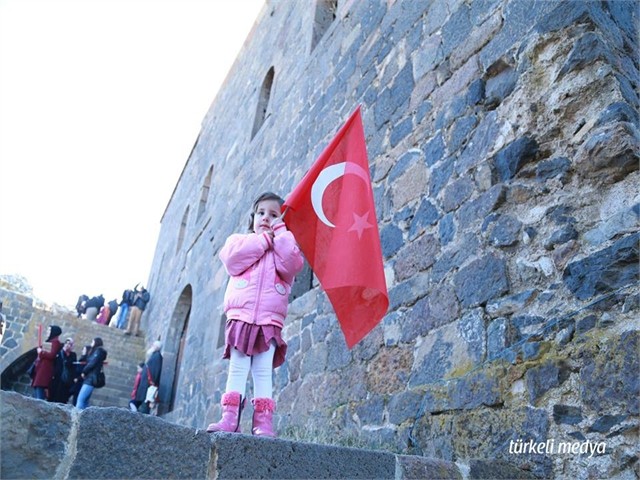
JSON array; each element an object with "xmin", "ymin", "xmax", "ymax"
[{"xmin": 0, "ymin": 391, "xmax": 466, "ymax": 479}]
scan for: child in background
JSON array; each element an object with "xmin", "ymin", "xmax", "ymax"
[
  {"xmin": 129, "ymin": 362, "xmax": 144, "ymax": 412},
  {"xmin": 206, "ymin": 192, "xmax": 303, "ymax": 437}
]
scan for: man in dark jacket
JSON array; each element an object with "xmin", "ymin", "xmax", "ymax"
[
  {"xmin": 124, "ymin": 286, "xmax": 150, "ymax": 336},
  {"xmin": 136, "ymin": 341, "xmax": 162, "ymax": 414}
]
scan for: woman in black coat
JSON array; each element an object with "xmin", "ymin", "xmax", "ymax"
[
  {"xmin": 135, "ymin": 341, "xmax": 162, "ymax": 414},
  {"xmin": 76, "ymin": 337, "xmax": 107, "ymax": 410}
]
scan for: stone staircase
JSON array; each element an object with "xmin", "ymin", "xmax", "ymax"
[
  {"xmin": 85, "ymin": 324, "xmax": 146, "ymax": 408},
  {"xmin": 4, "ymin": 318, "xmax": 146, "ymax": 409}
]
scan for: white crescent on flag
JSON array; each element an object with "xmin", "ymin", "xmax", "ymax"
[{"xmin": 311, "ymin": 161, "xmax": 371, "ymax": 228}]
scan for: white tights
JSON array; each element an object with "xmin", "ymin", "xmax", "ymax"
[{"xmin": 225, "ymin": 341, "xmax": 275, "ymax": 399}]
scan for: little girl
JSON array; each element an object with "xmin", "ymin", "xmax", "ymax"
[{"xmin": 207, "ymin": 192, "xmax": 303, "ymax": 437}]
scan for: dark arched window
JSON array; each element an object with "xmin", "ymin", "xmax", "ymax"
[
  {"xmin": 251, "ymin": 67, "xmax": 275, "ymax": 139},
  {"xmin": 311, "ymin": 0, "xmax": 337, "ymax": 51}
]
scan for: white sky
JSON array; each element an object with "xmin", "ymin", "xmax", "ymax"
[{"xmin": 0, "ymin": 0, "xmax": 264, "ymax": 308}]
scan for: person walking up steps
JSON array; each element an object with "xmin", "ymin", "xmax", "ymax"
[{"xmin": 206, "ymin": 192, "xmax": 303, "ymax": 437}]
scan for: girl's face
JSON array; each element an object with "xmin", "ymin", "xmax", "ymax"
[{"xmin": 253, "ymin": 199, "xmax": 281, "ymax": 233}]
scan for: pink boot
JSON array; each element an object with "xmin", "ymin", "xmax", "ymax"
[
  {"xmin": 251, "ymin": 398, "xmax": 276, "ymax": 437},
  {"xmin": 206, "ymin": 391, "xmax": 244, "ymax": 433}
]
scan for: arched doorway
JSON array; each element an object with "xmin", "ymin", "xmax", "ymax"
[
  {"xmin": 160, "ymin": 285, "xmax": 192, "ymax": 415},
  {"xmin": 1, "ymin": 348, "xmax": 37, "ymax": 396}
]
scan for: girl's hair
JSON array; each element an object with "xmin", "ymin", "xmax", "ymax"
[
  {"xmin": 248, "ymin": 191, "xmax": 284, "ymax": 231},
  {"xmin": 92, "ymin": 337, "xmax": 104, "ymax": 348}
]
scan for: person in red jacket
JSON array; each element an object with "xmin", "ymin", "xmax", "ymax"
[
  {"xmin": 129, "ymin": 362, "xmax": 144, "ymax": 412},
  {"xmin": 206, "ymin": 192, "xmax": 303, "ymax": 437},
  {"xmin": 31, "ymin": 325, "xmax": 63, "ymax": 400}
]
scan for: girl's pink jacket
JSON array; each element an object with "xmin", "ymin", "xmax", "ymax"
[{"xmin": 219, "ymin": 223, "xmax": 304, "ymax": 328}]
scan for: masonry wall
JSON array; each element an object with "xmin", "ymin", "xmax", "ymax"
[{"xmin": 143, "ymin": 1, "xmax": 639, "ymax": 478}]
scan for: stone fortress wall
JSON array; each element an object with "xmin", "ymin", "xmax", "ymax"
[{"xmin": 141, "ymin": 1, "xmax": 639, "ymax": 478}]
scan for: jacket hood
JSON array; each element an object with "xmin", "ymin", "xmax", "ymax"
[{"xmin": 47, "ymin": 326, "xmax": 62, "ymax": 341}]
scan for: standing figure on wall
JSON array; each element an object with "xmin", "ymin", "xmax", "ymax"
[
  {"xmin": 125, "ymin": 285, "xmax": 150, "ymax": 336},
  {"xmin": 206, "ymin": 192, "xmax": 304, "ymax": 437}
]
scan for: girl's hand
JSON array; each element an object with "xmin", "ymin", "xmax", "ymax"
[{"xmin": 270, "ymin": 215, "xmax": 284, "ymax": 229}]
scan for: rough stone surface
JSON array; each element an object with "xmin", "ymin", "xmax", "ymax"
[
  {"xmin": 563, "ymin": 233, "xmax": 639, "ymax": 300},
  {"xmin": 0, "ymin": 391, "xmax": 71, "ymax": 479},
  {"xmin": 0, "ymin": 390, "xmax": 467, "ymax": 480},
  {"xmin": 453, "ymin": 254, "xmax": 509, "ymax": 308}
]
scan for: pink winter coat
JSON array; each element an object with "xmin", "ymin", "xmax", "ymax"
[{"xmin": 219, "ymin": 222, "xmax": 304, "ymax": 328}]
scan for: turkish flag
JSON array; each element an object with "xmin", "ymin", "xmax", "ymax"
[{"xmin": 283, "ymin": 106, "xmax": 389, "ymax": 348}]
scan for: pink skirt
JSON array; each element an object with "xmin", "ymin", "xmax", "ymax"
[{"xmin": 223, "ymin": 320, "xmax": 287, "ymax": 368}]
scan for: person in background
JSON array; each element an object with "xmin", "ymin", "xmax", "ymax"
[
  {"xmin": 116, "ymin": 289, "xmax": 134, "ymax": 329},
  {"xmin": 95, "ymin": 303, "xmax": 110, "ymax": 325},
  {"xmin": 125, "ymin": 286, "xmax": 150, "ymax": 336},
  {"xmin": 135, "ymin": 341, "xmax": 163, "ymax": 414},
  {"xmin": 76, "ymin": 337, "xmax": 107, "ymax": 410},
  {"xmin": 75, "ymin": 294, "xmax": 88, "ymax": 318},
  {"xmin": 31, "ymin": 325, "xmax": 63, "ymax": 400},
  {"xmin": 129, "ymin": 362, "xmax": 144, "ymax": 412},
  {"xmin": 51, "ymin": 338, "xmax": 77, "ymax": 404},
  {"xmin": 106, "ymin": 298, "xmax": 119, "ymax": 327},
  {"xmin": 84, "ymin": 295, "xmax": 104, "ymax": 322},
  {"xmin": 71, "ymin": 345, "xmax": 91, "ymax": 406}
]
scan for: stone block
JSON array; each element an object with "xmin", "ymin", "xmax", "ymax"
[
  {"xmin": 535, "ymin": 156, "xmax": 571, "ymax": 182},
  {"xmin": 525, "ymin": 362, "xmax": 561, "ymax": 404},
  {"xmin": 453, "ymin": 254, "xmax": 509, "ymax": 308},
  {"xmin": 393, "ymin": 234, "xmax": 439, "ymax": 282},
  {"xmin": 574, "ymin": 122, "xmax": 639, "ymax": 183},
  {"xmin": 390, "ymin": 161, "xmax": 429, "ymax": 209},
  {"xmin": 396, "ymin": 455, "xmax": 462, "ymax": 479},
  {"xmin": 456, "ymin": 111, "xmax": 501, "ymax": 175},
  {"xmin": 552, "ymin": 404, "xmax": 583, "ymax": 425},
  {"xmin": 468, "ymin": 459, "xmax": 537, "ymax": 479},
  {"xmin": 388, "ymin": 390, "xmax": 422, "ymax": 425},
  {"xmin": 581, "ymin": 330, "xmax": 639, "ymax": 415},
  {"xmin": 408, "ymin": 199, "xmax": 440, "ymax": 239},
  {"xmin": 563, "ymin": 233, "xmax": 639, "ymax": 300},
  {"xmin": 1, "ymin": 392, "xmax": 72, "ymax": 479},
  {"xmin": 380, "ymin": 223, "xmax": 404, "ymax": 259},
  {"xmin": 429, "ymin": 156, "xmax": 455, "ymax": 197},
  {"xmin": 443, "ymin": 177, "xmax": 475, "ymax": 212},
  {"xmin": 493, "ymin": 136, "xmax": 539, "ymax": 182},
  {"xmin": 485, "ymin": 66, "xmax": 518, "ymax": 108},
  {"xmin": 558, "ymin": 32, "xmax": 614, "ymax": 79},
  {"xmin": 439, "ymin": 212, "xmax": 456, "ymax": 246},
  {"xmin": 424, "ymin": 132, "xmax": 446, "ymax": 167},
  {"xmin": 70, "ymin": 407, "xmax": 212, "ymax": 479},
  {"xmin": 457, "ymin": 185, "xmax": 506, "ymax": 230},
  {"xmin": 448, "ymin": 114, "xmax": 478, "ymax": 154}
]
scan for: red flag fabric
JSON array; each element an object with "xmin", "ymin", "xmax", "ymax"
[{"xmin": 283, "ymin": 106, "xmax": 389, "ymax": 348}]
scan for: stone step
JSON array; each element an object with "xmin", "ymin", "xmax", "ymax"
[{"xmin": 1, "ymin": 391, "xmax": 474, "ymax": 479}]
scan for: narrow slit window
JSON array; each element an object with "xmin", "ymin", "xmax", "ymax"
[
  {"xmin": 197, "ymin": 165, "xmax": 213, "ymax": 220},
  {"xmin": 311, "ymin": 0, "xmax": 337, "ymax": 52},
  {"xmin": 176, "ymin": 206, "xmax": 190, "ymax": 253},
  {"xmin": 251, "ymin": 67, "xmax": 275, "ymax": 139}
]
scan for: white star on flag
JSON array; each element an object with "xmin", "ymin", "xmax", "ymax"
[{"xmin": 348, "ymin": 211, "xmax": 374, "ymax": 240}]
